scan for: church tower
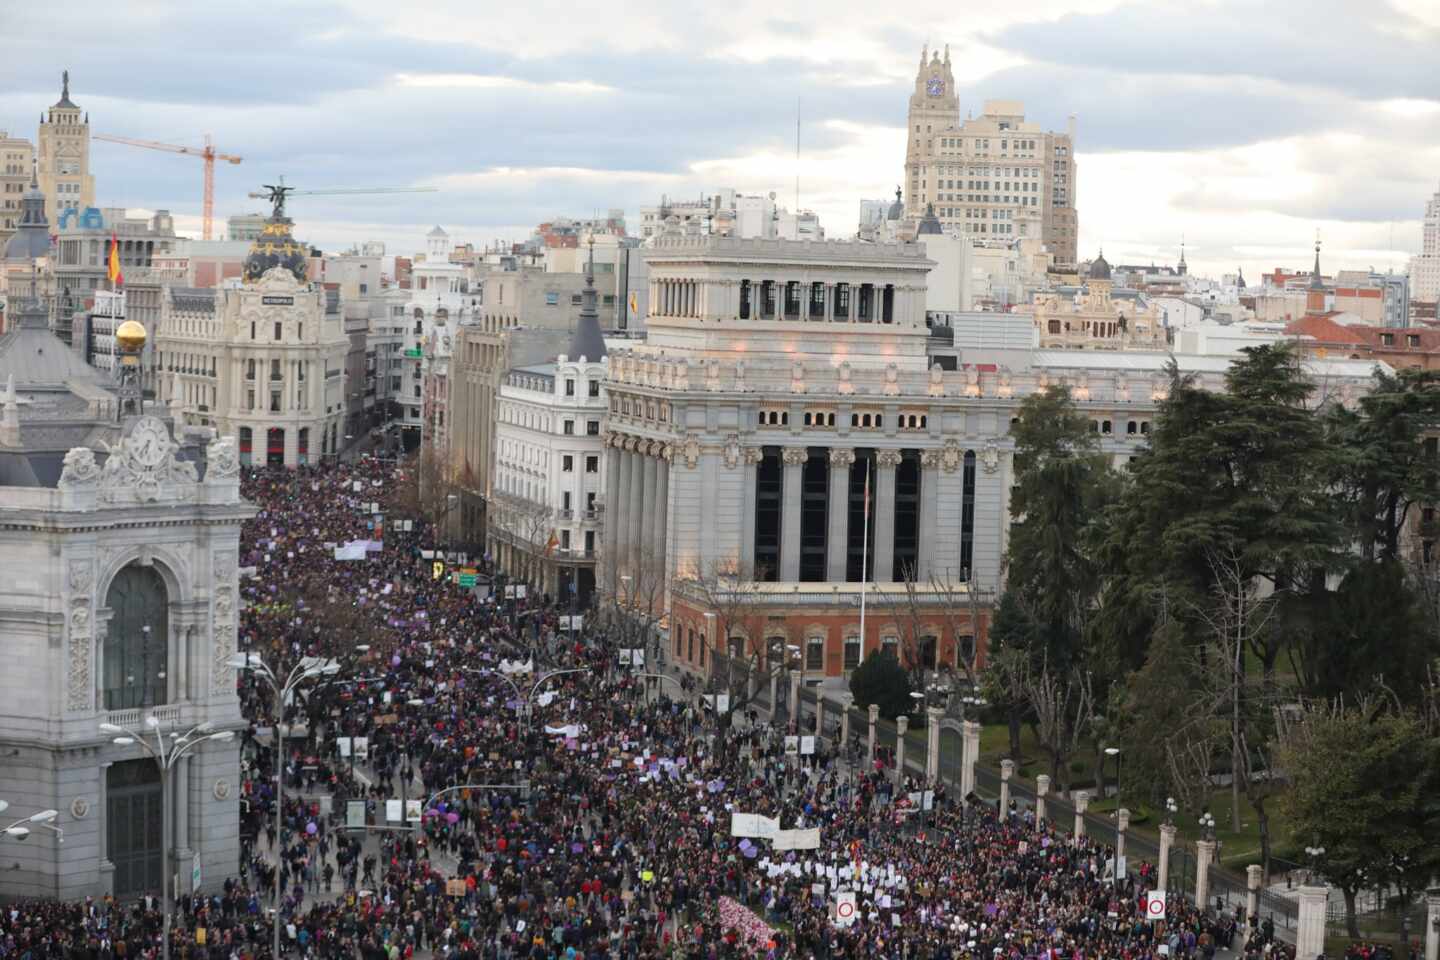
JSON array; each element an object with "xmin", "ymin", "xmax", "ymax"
[
  {"xmin": 903, "ymin": 46, "xmax": 959, "ymax": 218},
  {"xmin": 37, "ymin": 70, "xmax": 94, "ymax": 225}
]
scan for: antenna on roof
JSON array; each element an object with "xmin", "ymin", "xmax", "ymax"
[{"xmin": 795, "ymin": 97, "xmax": 802, "ymax": 212}]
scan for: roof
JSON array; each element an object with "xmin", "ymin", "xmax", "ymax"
[
  {"xmin": 1283, "ymin": 313, "xmax": 1365, "ymax": 345},
  {"xmin": 428, "ymin": 225, "xmax": 449, "ymax": 238},
  {"xmin": 1032, "ymin": 348, "xmax": 1385, "ymax": 380}
]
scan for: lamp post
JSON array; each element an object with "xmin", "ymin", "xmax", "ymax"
[
  {"xmin": 0, "ymin": 802, "xmax": 63, "ymax": 843},
  {"xmin": 101, "ymin": 717, "xmax": 236, "ymax": 960},
  {"xmin": 1104, "ymin": 746, "xmax": 1122, "ymax": 800},
  {"xmin": 227, "ymin": 652, "xmax": 340, "ymax": 960},
  {"xmin": 1304, "ymin": 843, "xmax": 1326, "ymax": 884}
]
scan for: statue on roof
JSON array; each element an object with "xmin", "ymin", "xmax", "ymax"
[{"xmin": 258, "ymin": 183, "xmax": 293, "ymax": 221}]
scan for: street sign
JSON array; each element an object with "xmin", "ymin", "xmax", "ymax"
[
  {"xmin": 1145, "ymin": 890, "xmax": 1167, "ymax": 920},
  {"xmin": 346, "ymin": 801, "xmax": 366, "ymax": 829}
]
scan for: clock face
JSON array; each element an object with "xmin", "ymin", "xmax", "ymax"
[{"xmin": 927, "ymin": 77, "xmax": 945, "ymax": 97}]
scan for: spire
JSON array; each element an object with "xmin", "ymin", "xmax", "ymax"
[
  {"xmin": 1310, "ymin": 236, "xmax": 1324, "ymax": 290},
  {"xmin": 943, "ymin": 44, "xmax": 950, "ymax": 64},
  {"xmin": 1178, "ymin": 236, "xmax": 1187, "ymax": 275},
  {"xmin": 920, "ymin": 44, "xmax": 928, "ymax": 68},
  {"xmin": 567, "ymin": 235, "xmax": 607, "ymax": 362},
  {"xmin": 62, "ymin": 70, "xmax": 69, "ymax": 102}
]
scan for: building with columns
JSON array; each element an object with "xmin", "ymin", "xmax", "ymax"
[{"xmin": 601, "ymin": 232, "xmax": 1384, "ymax": 690}]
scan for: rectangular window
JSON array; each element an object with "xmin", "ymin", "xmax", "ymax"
[
  {"xmin": 560, "ymin": 530, "xmax": 570, "ymax": 549},
  {"xmin": 274, "ymin": 321, "xmax": 282, "ymax": 340},
  {"xmin": 843, "ymin": 637, "xmax": 861, "ymax": 671},
  {"xmin": 563, "ymin": 420, "xmax": 575, "ymax": 435},
  {"xmin": 269, "ymin": 390, "xmax": 280, "ymax": 413},
  {"xmin": 588, "ymin": 380, "xmax": 600, "ymax": 397},
  {"xmin": 565, "ymin": 379, "xmax": 575, "ymax": 396},
  {"xmin": 562, "ymin": 455, "xmax": 574, "ymax": 472},
  {"xmin": 586, "ymin": 420, "xmax": 600, "ymax": 436},
  {"xmin": 585, "ymin": 455, "xmax": 598, "ymax": 473}
]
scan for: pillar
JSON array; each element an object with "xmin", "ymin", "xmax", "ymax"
[
  {"xmin": 626, "ymin": 445, "xmax": 644, "ymax": 578},
  {"xmin": 174, "ymin": 754, "xmax": 193, "ymax": 890},
  {"xmin": 1195, "ymin": 840, "xmax": 1217, "ymax": 913},
  {"xmin": 1246, "ymin": 865, "xmax": 1263, "ymax": 929},
  {"xmin": 789, "ymin": 670, "xmax": 801, "ymax": 730},
  {"xmin": 767, "ymin": 671, "xmax": 779, "ymax": 722},
  {"xmin": 740, "ymin": 448, "xmax": 761, "ymax": 574},
  {"xmin": 894, "ymin": 714, "xmax": 909, "ymax": 787},
  {"xmin": 654, "ymin": 449, "xmax": 670, "ymax": 573},
  {"xmin": 1296, "ymin": 885, "xmax": 1329, "ymax": 960},
  {"xmin": 918, "ymin": 450, "xmax": 940, "ymax": 578},
  {"xmin": 839, "ymin": 702, "xmax": 851, "ymax": 748},
  {"xmin": 639, "ymin": 449, "xmax": 658, "ymax": 571},
  {"xmin": 1073, "ymin": 791, "xmax": 1090, "ymax": 840},
  {"xmin": 604, "ymin": 442, "xmax": 622, "ymax": 587},
  {"xmin": 779, "ymin": 447, "xmax": 807, "ymax": 581},
  {"xmin": 867, "ymin": 704, "xmax": 879, "ymax": 766},
  {"xmin": 826, "ymin": 448, "xmax": 854, "ymax": 581},
  {"xmin": 1423, "ymin": 887, "xmax": 1440, "ymax": 960},
  {"xmin": 873, "ymin": 450, "xmax": 901, "ymax": 582},
  {"xmin": 1158, "ymin": 823, "xmax": 1176, "ymax": 891},
  {"xmin": 925, "ymin": 706, "xmax": 943, "ymax": 782},
  {"xmin": 814, "ymin": 695, "xmax": 825, "ymax": 738},
  {"xmin": 961, "ymin": 720, "xmax": 981, "ymax": 798},
  {"xmin": 1036, "ymin": 775, "xmax": 1050, "ymax": 822},
  {"xmin": 1115, "ymin": 808, "xmax": 1131, "ymax": 880},
  {"xmin": 999, "ymin": 759, "xmax": 1014, "ymax": 816}
]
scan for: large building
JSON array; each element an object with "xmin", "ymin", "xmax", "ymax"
[
  {"xmin": 903, "ymin": 47, "xmax": 1077, "ymax": 265},
  {"xmin": 0, "ymin": 286, "xmax": 252, "ymax": 899},
  {"xmin": 154, "ymin": 208, "xmax": 349, "ymax": 466},
  {"xmin": 1410, "ymin": 183, "xmax": 1440, "ymax": 306},
  {"xmin": 1029, "ymin": 253, "xmax": 1171, "ymax": 350},
  {"xmin": 36, "ymin": 72, "xmax": 95, "ymax": 226},
  {"xmin": 0, "ymin": 131, "xmax": 35, "ymax": 250},
  {"xmin": 602, "ymin": 233, "xmax": 1381, "ymax": 691}
]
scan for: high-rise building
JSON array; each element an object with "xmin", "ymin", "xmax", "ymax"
[
  {"xmin": 0, "ymin": 131, "xmax": 35, "ymax": 250},
  {"xmin": 1409, "ymin": 184, "xmax": 1440, "ymax": 305},
  {"xmin": 36, "ymin": 71, "xmax": 95, "ymax": 225},
  {"xmin": 903, "ymin": 47, "xmax": 1077, "ymax": 266}
]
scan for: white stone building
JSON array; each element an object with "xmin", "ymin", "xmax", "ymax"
[
  {"xmin": 403, "ymin": 227, "xmax": 479, "ymax": 452},
  {"xmin": 1409, "ymin": 183, "xmax": 1440, "ymax": 304}
]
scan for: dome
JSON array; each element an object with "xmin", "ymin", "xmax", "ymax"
[
  {"xmin": 115, "ymin": 319, "xmax": 147, "ymax": 353},
  {"xmin": 917, "ymin": 203, "xmax": 943, "ymax": 235},
  {"xmin": 886, "ymin": 186, "xmax": 904, "ymax": 221},
  {"xmin": 243, "ymin": 218, "xmax": 308, "ymax": 283},
  {"xmin": 1088, "ymin": 250, "xmax": 1111, "ymax": 281}
]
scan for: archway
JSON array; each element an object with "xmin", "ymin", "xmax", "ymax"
[{"xmin": 102, "ymin": 564, "xmax": 169, "ymax": 710}]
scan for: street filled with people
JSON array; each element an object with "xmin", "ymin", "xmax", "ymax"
[{"xmin": 0, "ymin": 458, "xmax": 1295, "ymax": 959}]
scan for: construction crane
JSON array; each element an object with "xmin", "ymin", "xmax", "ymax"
[
  {"xmin": 92, "ymin": 133, "xmax": 242, "ymax": 241},
  {"xmin": 248, "ymin": 178, "xmax": 438, "ymax": 221}
]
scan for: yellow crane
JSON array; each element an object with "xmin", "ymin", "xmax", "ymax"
[{"xmin": 93, "ymin": 133, "xmax": 242, "ymax": 240}]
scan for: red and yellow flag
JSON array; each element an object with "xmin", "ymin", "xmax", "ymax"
[
  {"xmin": 543, "ymin": 530, "xmax": 560, "ymax": 557},
  {"xmin": 107, "ymin": 232, "xmax": 123, "ymax": 288}
]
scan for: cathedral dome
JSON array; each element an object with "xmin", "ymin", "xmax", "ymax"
[
  {"xmin": 1088, "ymin": 250, "xmax": 1111, "ymax": 281},
  {"xmin": 917, "ymin": 203, "xmax": 943, "ymax": 235},
  {"xmin": 243, "ymin": 218, "xmax": 309, "ymax": 283},
  {"xmin": 886, "ymin": 187, "xmax": 904, "ymax": 221}
]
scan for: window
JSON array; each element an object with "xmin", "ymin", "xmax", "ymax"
[
  {"xmin": 562, "ymin": 492, "xmax": 572, "ymax": 512},
  {"xmin": 805, "ymin": 636, "xmax": 825, "ymax": 671},
  {"xmin": 571, "ymin": 294, "xmax": 583, "ymax": 306},
  {"xmin": 586, "ymin": 420, "xmax": 600, "ymax": 436},
  {"xmin": 843, "ymin": 636, "xmax": 862, "ymax": 671},
  {"xmin": 565, "ymin": 378, "xmax": 575, "ymax": 396},
  {"xmin": 563, "ymin": 420, "xmax": 574, "ymax": 435},
  {"xmin": 104, "ymin": 565, "xmax": 170, "ymax": 710},
  {"xmin": 560, "ymin": 530, "xmax": 570, "ymax": 549},
  {"xmin": 562, "ymin": 455, "xmax": 574, "ymax": 472},
  {"xmin": 1408, "ymin": 334, "xmax": 1421, "ymax": 348},
  {"xmin": 585, "ymin": 455, "xmax": 598, "ymax": 473},
  {"xmin": 588, "ymin": 380, "xmax": 600, "ymax": 398},
  {"xmin": 270, "ymin": 390, "xmax": 281, "ymax": 413},
  {"xmin": 1381, "ymin": 333, "xmax": 1395, "ymax": 346},
  {"xmin": 274, "ymin": 321, "xmax": 282, "ymax": 341}
]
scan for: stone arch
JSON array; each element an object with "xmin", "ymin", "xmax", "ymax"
[{"xmin": 95, "ymin": 548, "xmax": 194, "ymax": 710}]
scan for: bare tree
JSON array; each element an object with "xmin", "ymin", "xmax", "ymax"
[
  {"xmin": 682, "ymin": 559, "xmax": 770, "ymax": 734},
  {"xmin": 929, "ymin": 571, "xmax": 986, "ymax": 697},
  {"xmin": 606, "ymin": 546, "xmax": 667, "ymax": 657},
  {"xmin": 395, "ymin": 446, "xmax": 462, "ymax": 541},
  {"xmin": 489, "ymin": 493, "xmax": 553, "ymax": 587},
  {"xmin": 877, "ymin": 563, "xmax": 936, "ymax": 691},
  {"xmin": 1021, "ymin": 657, "xmax": 1096, "ymax": 791}
]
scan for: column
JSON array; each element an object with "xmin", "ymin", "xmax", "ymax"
[
  {"xmin": 789, "ymin": 670, "xmax": 801, "ymax": 730},
  {"xmin": 1423, "ymin": 887, "xmax": 1440, "ymax": 960},
  {"xmin": 1116, "ymin": 808, "xmax": 1131, "ymax": 881},
  {"xmin": 614, "ymin": 445, "xmax": 632, "ymax": 579},
  {"xmin": 839, "ymin": 702, "xmax": 850, "ymax": 748},
  {"xmin": 867, "ymin": 704, "xmax": 879, "ymax": 767},
  {"xmin": 626, "ymin": 444, "xmax": 644, "ymax": 579},
  {"xmin": 604, "ymin": 443, "xmax": 622, "ymax": 587},
  {"xmin": 918, "ymin": 450, "xmax": 940, "ymax": 579},
  {"xmin": 894, "ymin": 714, "xmax": 909, "ymax": 787},
  {"xmin": 961, "ymin": 720, "xmax": 981, "ymax": 798},
  {"xmin": 639, "ymin": 449, "xmax": 658, "ymax": 571},
  {"xmin": 1035, "ymin": 775, "xmax": 1051, "ymax": 822},
  {"xmin": 1158, "ymin": 823, "xmax": 1176, "ymax": 891},
  {"xmin": 1195, "ymin": 840, "xmax": 1217, "ymax": 913},
  {"xmin": 1246, "ymin": 865, "xmax": 1263, "ymax": 931},
  {"xmin": 740, "ymin": 449, "xmax": 761, "ymax": 575},
  {"xmin": 174, "ymin": 755, "xmax": 193, "ymax": 890},
  {"xmin": 925, "ymin": 705, "xmax": 942, "ymax": 782},
  {"xmin": 1073, "ymin": 790, "xmax": 1089, "ymax": 840},
  {"xmin": 826, "ymin": 448, "xmax": 853, "ymax": 581},
  {"xmin": 873, "ymin": 449, "xmax": 901, "ymax": 582},
  {"xmin": 999, "ymin": 759, "xmax": 1014, "ymax": 817},
  {"xmin": 653, "ymin": 448, "xmax": 670, "ymax": 573},
  {"xmin": 767, "ymin": 671, "xmax": 778, "ymax": 722},
  {"xmin": 823, "ymin": 283, "xmax": 834, "ymax": 322},
  {"xmin": 814, "ymin": 696, "xmax": 824, "ymax": 738},
  {"xmin": 1296, "ymin": 886, "xmax": 1329, "ymax": 960},
  {"xmin": 779, "ymin": 447, "xmax": 807, "ymax": 581}
]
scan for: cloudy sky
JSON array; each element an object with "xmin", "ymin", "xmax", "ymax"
[{"xmin": 4, "ymin": 0, "xmax": 1439, "ymax": 281}]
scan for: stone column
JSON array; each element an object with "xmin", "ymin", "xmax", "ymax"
[
  {"xmin": 1195, "ymin": 840, "xmax": 1217, "ymax": 913},
  {"xmin": 814, "ymin": 695, "xmax": 825, "ymax": 738},
  {"xmin": 926, "ymin": 706, "xmax": 943, "ymax": 783},
  {"xmin": 1296, "ymin": 885, "xmax": 1329, "ymax": 960},
  {"xmin": 894, "ymin": 714, "xmax": 909, "ymax": 787},
  {"xmin": 779, "ymin": 447, "xmax": 808, "ymax": 581},
  {"xmin": 639, "ymin": 448, "xmax": 659, "ymax": 571},
  {"xmin": 1158, "ymin": 823, "xmax": 1177, "ymax": 891},
  {"xmin": 604, "ymin": 441, "xmax": 622, "ymax": 587},
  {"xmin": 174, "ymin": 754, "xmax": 193, "ymax": 890},
  {"xmin": 740, "ymin": 448, "xmax": 762, "ymax": 574},
  {"xmin": 625, "ymin": 444, "xmax": 644, "ymax": 578},
  {"xmin": 826, "ymin": 448, "xmax": 854, "ymax": 581},
  {"xmin": 1073, "ymin": 791, "xmax": 1090, "ymax": 840},
  {"xmin": 767, "ymin": 671, "xmax": 779, "ymax": 722},
  {"xmin": 867, "ymin": 704, "xmax": 879, "ymax": 766},
  {"xmin": 1246, "ymin": 865, "xmax": 1263, "ymax": 930},
  {"xmin": 839, "ymin": 702, "xmax": 851, "ymax": 748},
  {"xmin": 789, "ymin": 670, "xmax": 802, "ymax": 730},
  {"xmin": 1116, "ymin": 808, "xmax": 1131, "ymax": 880},
  {"xmin": 961, "ymin": 720, "xmax": 981, "ymax": 798},
  {"xmin": 1036, "ymin": 775, "xmax": 1050, "ymax": 822},
  {"xmin": 999, "ymin": 759, "xmax": 1014, "ymax": 816},
  {"xmin": 1423, "ymin": 887, "xmax": 1440, "ymax": 960},
  {"xmin": 873, "ymin": 450, "xmax": 901, "ymax": 582},
  {"xmin": 918, "ymin": 450, "xmax": 941, "ymax": 578},
  {"xmin": 654, "ymin": 447, "xmax": 670, "ymax": 574}
]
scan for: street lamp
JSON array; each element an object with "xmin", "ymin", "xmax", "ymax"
[
  {"xmin": 102, "ymin": 718, "xmax": 235, "ymax": 960},
  {"xmin": 1164, "ymin": 796, "xmax": 1179, "ymax": 826},
  {"xmin": 1304, "ymin": 843, "xmax": 1326, "ymax": 883},
  {"xmin": 1104, "ymin": 746, "xmax": 1122, "ymax": 800},
  {"xmin": 0, "ymin": 807, "xmax": 62, "ymax": 843},
  {"xmin": 226, "ymin": 652, "xmax": 339, "ymax": 960},
  {"xmin": 1199, "ymin": 811, "xmax": 1217, "ymax": 841}
]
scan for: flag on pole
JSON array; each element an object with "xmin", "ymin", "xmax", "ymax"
[
  {"xmin": 544, "ymin": 530, "xmax": 560, "ymax": 557},
  {"xmin": 629, "ymin": 290, "xmax": 638, "ymax": 316},
  {"xmin": 107, "ymin": 232, "xmax": 123, "ymax": 288}
]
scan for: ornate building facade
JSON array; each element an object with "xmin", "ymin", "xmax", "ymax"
[
  {"xmin": 0, "ymin": 288, "xmax": 252, "ymax": 899},
  {"xmin": 36, "ymin": 72, "xmax": 94, "ymax": 226},
  {"xmin": 1030, "ymin": 253, "xmax": 1171, "ymax": 350}
]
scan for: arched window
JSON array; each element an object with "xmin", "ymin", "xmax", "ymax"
[{"xmin": 104, "ymin": 565, "xmax": 169, "ymax": 710}]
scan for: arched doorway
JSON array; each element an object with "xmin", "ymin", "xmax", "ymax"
[
  {"xmin": 103, "ymin": 564, "xmax": 169, "ymax": 710},
  {"xmin": 266, "ymin": 427, "xmax": 285, "ymax": 467}
]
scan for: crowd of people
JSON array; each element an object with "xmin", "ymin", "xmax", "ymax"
[{"xmin": 0, "ymin": 457, "xmax": 1301, "ymax": 959}]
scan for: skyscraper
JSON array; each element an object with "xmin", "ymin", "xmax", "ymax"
[
  {"xmin": 902, "ymin": 46, "xmax": 1078, "ymax": 266},
  {"xmin": 1409, "ymin": 184, "xmax": 1440, "ymax": 304},
  {"xmin": 36, "ymin": 71, "xmax": 95, "ymax": 225}
]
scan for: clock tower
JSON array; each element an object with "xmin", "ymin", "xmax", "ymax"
[
  {"xmin": 904, "ymin": 46, "xmax": 958, "ymax": 218},
  {"xmin": 37, "ymin": 71, "xmax": 94, "ymax": 225}
]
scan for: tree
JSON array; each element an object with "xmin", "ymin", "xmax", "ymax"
[
  {"xmin": 682, "ymin": 560, "xmax": 770, "ymax": 733},
  {"xmin": 1020, "ymin": 657, "xmax": 1095, "ymax": 792},
  {"xmin": 849, "ymin": 650, "xmax": 913, "ymax": 721},
  {"xmin": 983, "ymin": 590, "xmax": 1040, "ymax": 759},
  {"xmin": 395, "ymin": 445, "xmax": 463, "ymax": 545},
  {"xmin": 878, "ymin": 564, "xmax": 939, "ymax": 690},
  {"xmin": 606, "ymin": 546, "xmax": 667, "ymax": 657},
  {"xmin": 1114, "ymin": 610, "xmax": 1207, "ymax": 812}
]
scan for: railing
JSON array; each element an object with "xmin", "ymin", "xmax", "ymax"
[{"xmin": 105, "ymin": 703, "xmax": 183, "ymax": 729}]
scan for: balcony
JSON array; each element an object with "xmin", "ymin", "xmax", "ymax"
[{"xmin": 105, "ymin": 703, "xmax": 183, "ymax": 729}]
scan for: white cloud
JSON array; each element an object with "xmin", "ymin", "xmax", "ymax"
[{"xmin": 392, "ymin": 74, "xmax": 615, "ymax": 95}]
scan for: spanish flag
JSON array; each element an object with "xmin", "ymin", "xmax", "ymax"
[
  {"xmin": 543, "ymin": 530, "xmax": 560, "ymax": 557},
  {"xmin": 107, "ymin": 232, "xmax": 123, "ymax": 288},
  {"xmin": 628, "ymin": 290, "xmax": 638, "ymax": 317}
]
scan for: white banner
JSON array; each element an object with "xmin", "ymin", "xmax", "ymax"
[
  {"xmin": 772, "ymin": 827, "xmax": 821, "ymax": 850},
  {"xmin": 800, "ymin": 736, "xmax": 816, "ymax": 755},
  {"xmin": 499, "ymin": 657, "xmax": 533, "ymax": 676},
  {"xmin": 405, "ymin": 799, "xmax": 422, "ymax": 823},
  {"xmin": 729, "ymin": 813, "xmax": 781, "ymax": 839}
]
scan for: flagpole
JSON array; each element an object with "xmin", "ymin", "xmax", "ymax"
[{"xmin": 859, "ymin": 457, "xmax": 870, "ymax": 654}]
